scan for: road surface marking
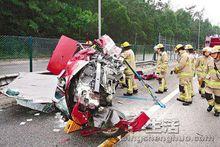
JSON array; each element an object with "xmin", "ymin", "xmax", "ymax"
[
  {"xmin": 98, "ymin": 88, "xmax": 179, "ymax": 147},
  {"xmin": 146, "ymin": 88, "xmax": 179, "ymax": 117}
]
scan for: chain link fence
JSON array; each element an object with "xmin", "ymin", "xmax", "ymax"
[
  {"xmin": 0, "ymin": 35, "xmax": 156, "ymax": 75},
  {"xmin": 0, "ymin": 35, "xmax": 58, "ymax": 59},
  {"xmin": 158, "ymin": 34, "xmax": 197, "ymax": 61},
  {"xmin": 0, "ymin": 35, "xmax": 59, "ymax": 74},
  {"xmin": 0, "ymin": 35, "xmax": 196, "ymax": 75}
]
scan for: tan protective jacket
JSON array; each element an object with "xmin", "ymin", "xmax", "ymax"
[
  {"xmin": 195, "ymin": 56, "xmax": 212, "ymax": 78},
  {"xmin": 189, "ymin": 53, "xmax": 196, "ymax": 73},
  {"xmin": 174, "ymin": 50, "xmax": 193, "ymax": 78},
  {"xmin": 156, "ymin": 51, "xmax": 169, "ymax": 74},
  {"xmin": 206, "ymin": 59, "xmax": 220, "ymax": 89},
  {"xmin": 121, "ymin": 49, "xmax": 136, "ymax": 75}
]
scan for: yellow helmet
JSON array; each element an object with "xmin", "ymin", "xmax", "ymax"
[
  {"xmin": 202, "ymin": 47, "xmax": 211, "ymax": 52},
  {"xmin": 156, "ymin": 43, "xmax": 164, "ymax": 49},
  {"xmin": 174, "ymin": 44, "xmax": 184, "ymax": 51},
  {"xmin": 121, "ymin": 41, "xmax": 131, "ymax": 48},
  {"xmin": 185, "ymin": 44, "xmax": 193, "ymax": 50},
  {"xmin": 212, "ymin": 45, "xmax": 220, "ymax": 53},
  {"xmin": 85, "ymin": 40, "xmax": 93, "ymax": 45}
]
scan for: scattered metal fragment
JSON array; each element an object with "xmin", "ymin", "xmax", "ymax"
[
  {"xmin": 117, "ymin": 101, "xmax": 123, "ymax": 104},
  {"xmin": 54, "ymin": 112, "xmax": 67, "ymax": 128},
  {"xmin": 26, "ymin": 119, "xmax": 33, "ymax": 122},
  {"xmin": 19, "ymin": 122, "xmax": 26, "ymax": 125},
  {"xmin": 34, "ymin": 113, "xmax": 40, "ymax": 116},
  {"xmin": 53, "ymin": 129, "xmax": 60, "ymax": 132}
]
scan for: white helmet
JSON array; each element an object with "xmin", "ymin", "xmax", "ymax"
[
  {"xmin": 202, "ymin": 47, "xmax": 211, "ymax": 52},
  {"xmin": 154, "ymin": 45, "xmax": 157, "ymax": 52}
]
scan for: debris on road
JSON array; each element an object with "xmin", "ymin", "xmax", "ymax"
[
  {"xmin": 26, "ymin": 119, "xmax": 33, "ymax": 122},
  {"xmin": 1, "ymin": 72, "xmax": 58, "ymax": 112},
  {"xmin": 34, "ymin": 113, "xmax": 40, "ymax": 116},
  {"xmin": 59, "ymin": 138, "xmax": 70, "ymax": 144},
  {"xmin": 53, "ymin": 129, "xmax": 60, "ymax": 132},
  {"xmin": 6, "ymin": 88, "xmax": 19, "ymax": 96},
  {"xmin": 19, "ymin": 122, "xmax": 26, "ymax": 125},
  {"xmin": 54, "ymin": 112, "xmax": 67, "ymax": 128},
  {"xmin": 117, "ymin": 101, "xmax": 123, "ymax": 104}
]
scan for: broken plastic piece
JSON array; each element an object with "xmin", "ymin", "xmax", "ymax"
[
  {"xmin": 64, "ymin": 119, "xmax": 81, "ymax": 134},
  {"xmin": 98, "ymin": 137, "xmax": 120, "ymax": 147}
]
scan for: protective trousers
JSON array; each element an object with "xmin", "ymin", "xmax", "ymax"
[
  {"xmin": 189, "ymin": 77, "xmax": 195, "ymax": 97},
  {"xmin": 119, "ymin": 74, "xmax": 126, "ymax": 87},
  {"xmin": 124, "ymin": 74, "xmax": 138, "ymax": 94},
  {"xmin": 198, "ymin": 77, "xmax": 206, "ymax": 94},
  {"xmin": 179, "ymin": 77, "xmax": 192, "ymax": 102},
  {"xmin": 205, "ymin": 87, "xmax": 220, "ymax": 112},
  {"xmin": 158, "ymin": 72, "xmax": 167, "ymax": 92}
]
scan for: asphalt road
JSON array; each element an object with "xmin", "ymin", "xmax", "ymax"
[
  {"xmin": 118, "ymin": 78, "xmax": 220, "ymax": 147},
  {"xmin": 0, "ymin": 59, "xmax": 49, "ymax": 75}
]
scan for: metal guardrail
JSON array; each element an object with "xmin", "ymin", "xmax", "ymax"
[{"xmin": 136, "ymin": 60, "xmax": 156, "ymax": 66}]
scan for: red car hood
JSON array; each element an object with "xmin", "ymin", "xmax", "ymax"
[{"xmin": 47, "ymin": 35, "xmax": 78, "ymax": 75}]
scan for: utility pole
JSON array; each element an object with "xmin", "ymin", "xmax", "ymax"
[{"xmin": 98, "ymin": 0, "xmax": 101, "ymax": 38}]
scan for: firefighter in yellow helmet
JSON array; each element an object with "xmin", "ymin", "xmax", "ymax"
[
  {"xmin": 154, "ymin": 43, "xmax": 169, "ymax": 93},
  {"xmin": 204, "ymin": 45, "xmax": 220, "ymax": 117},
  {"xmin": 185, "ymin": 44, "xmax": 196, "ymax": 98},
  {"xmin": 121, "ymin": 41, "xmax": 138, "ymax": 96},
  {"xmin": 172, "ymin": 44, "xmax": 193, "ymax": 106},
  {"xmin": 195, "ymin": 47, "xmax": 212, "ymax": 97}
]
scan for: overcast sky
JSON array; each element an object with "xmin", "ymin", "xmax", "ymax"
[{"xmin": 155, "ymin": 0, "xmax": 220, "ymax": 26}]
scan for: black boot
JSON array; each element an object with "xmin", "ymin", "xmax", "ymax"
[
  {"xmin": 123, "ymin": 93, "xmax": 132, "ymax": 96},
  {"xmin": 201, "ymin": 94, "xmax": 206, "ymax": 98},
  {"xmin": 155, "ymin": 90, "xmax": 163, "ymax": 94},
  {"xmin": 164, "ymin": 88, "xmax": 168, "ymax": 92},
  {"xmin": 207, "ymin": 105, "xmax": 213, "ymax": 112},
  {"xmin": 183, "ymin": 101, "xmax": 192, "ymax": 106},
  {"xmin": 133, "ymin": 89, "xmax": 138, "ymax": 94},
  {"xmin": 214, "ymin": 111, "xmax": 220, "ymax": 117}
]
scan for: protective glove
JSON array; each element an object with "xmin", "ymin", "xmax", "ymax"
[
  {"xmin": 173, "ymin": 68, "xmax": 179, "ymax": 74},
  {"xmin": 214, "ymin": 65, "xmax": 218, "ymax": 71},
  {"xmin": 205, "ymin": 75, "xmax": 211, "ymax": 80}
]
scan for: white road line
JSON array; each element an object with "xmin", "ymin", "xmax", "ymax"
[{"xmin": 146, "ymin": 88, "xmax": 179, "ymax": 117}]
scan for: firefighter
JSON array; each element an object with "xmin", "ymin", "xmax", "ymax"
[
  {"xmin": 121, "ymin": 41, "xmax": 138, "ymax": 96},
  {"xmin": 154, "ymin": 43, "xmax": 169, "ymax": 94},
  {"xmin": 195, "ymin": 47, "xmax": 212, "ymax": 97},
  {"xmin": 185, "ymin": 44, "xmax": 196, "ymax": 98},
  {"xmin": 205, "ymin": 46, "xmax": 220, "ymax": 117},
  {"xmin": 172, "ymin": 44, "xmax": 193, "ymax": 106}
]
